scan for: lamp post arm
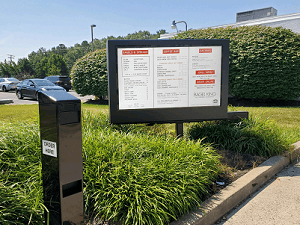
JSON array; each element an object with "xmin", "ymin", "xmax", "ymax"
[
  {"xmin": 91, "ymin": 27, "xmax": 94, "ymax": 51},
  {"xmin": 176, "ymin": 21, "xmax": 187, "ymax": 31}
]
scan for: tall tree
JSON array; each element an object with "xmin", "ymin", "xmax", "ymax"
[
  {"xmin": 64, "ymin": 44, "xmax": 86, "ymax": 72},
  {"xmin": 18, "ymin": 58, "xmax": 35, "ymax": 75},
  {"xmin": 0, "ymin": 60, "xmax": 19, "ymax": 77},
  {"xmin": 16, "ymin": 58, "xmax": 35, "ymax": 80},
  {"xmin": 25, "ymin": 29, "xmax": 166, "ymax": 77},
  {"xmin": 45, "ymin": 54, "xmax": 69, "ymax": 76},
  {"xmin": 56, "ymin": 44, "xmax": 68, "ymax": 56}
]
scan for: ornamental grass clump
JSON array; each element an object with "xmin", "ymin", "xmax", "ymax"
[
  {"xmin": 0, "ymin": 122, "xmax": 44, "ymax": 225},
  {"xmin": 187, "ymin": 115, "xmax": 290, "ymax": 157},
  {"xmin": 0, "ymin": 113, "xmax": 221, "ymax": 225},
  {"xmin": 82, "ymin": 111, "xmax": 221, "ymax": 225}
]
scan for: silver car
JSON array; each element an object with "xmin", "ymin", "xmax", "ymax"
[{"xmin": 0, "ymin": 77, "xmax": 20, "ymax": 92}]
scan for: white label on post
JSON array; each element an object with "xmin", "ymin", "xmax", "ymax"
[{"xmin": 42, "ymin": 140, "xmax": 57, "ymax": 157}]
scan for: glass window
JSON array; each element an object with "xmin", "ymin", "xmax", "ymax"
[
  {"xmin": 33, "ymin": 80, "xmax": 55, "ymax": 86},
  {"xmin": 49, "ymin": 77, "xmax": 59, "ymax": 81},
  {"xmin": 7, "ymin": 78, "xmax": 19, "ymax": 82},
  {"xmin": 20, "ymin": 80, "xmax": 28, "ymax": 85},
  {"xmin": 59, "ymin": 77, "xmax": 70, "ymax": 82}
]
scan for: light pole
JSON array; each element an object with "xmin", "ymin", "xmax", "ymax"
[
  {"xmin": 171, "ymin": 20, "xmax": 187, "ymax": 32},
  {"xmin": 91, "ymin": 24, "xmax": 96, "ymax": 51}
]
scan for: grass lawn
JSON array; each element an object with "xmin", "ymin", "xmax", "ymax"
[
  {"xmin": 229, "ymin": 106, "xmax": 300, "ymax": 144},
  {"xmin": 0, "ymin": 104, "xmax": 108, "ymax": 123},
  {"xmin": 2, "ymin": 104, "xmax": 300, "ymax": 144},
  {"xmin": 229, "ymin": 106, "xmax": 300, "ymax": 129},
  {"xmin": 81, "ymin": 103, "xmax": 109, "ymax": 115},
  {"xmin": 0, "ymin": 104, "xmax": 39, "ymax": 123}
]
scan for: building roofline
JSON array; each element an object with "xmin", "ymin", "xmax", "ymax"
[
  {"xmin": 237, "ymin": 6, "xmax": 276, "ymax": 15},
  {"xmin": 210, "ymin": 12, "xmax": 300, "ymax": 29}
]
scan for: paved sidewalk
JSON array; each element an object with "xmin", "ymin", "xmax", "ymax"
[
  {"xmin": 217, "ymin": 160, "xmax": 300, "ymax": 225},
  {"xmin": 171, "ymin": 142, "xmax": 300, "ymax": 225}
]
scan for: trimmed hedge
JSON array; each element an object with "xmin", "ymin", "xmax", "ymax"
[
  {"xmin": 174, "ymin": 26, "xmax": 300, "ymax": 100},
  {"xmin": 70, "ymin": 49, "xmax": 107, "ymax": 98}
]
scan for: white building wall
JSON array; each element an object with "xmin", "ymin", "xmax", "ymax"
[
  {"xmin": 159, "ymin": 12, "xmax": 300, "ymax": 39},
  {"xmin": 210, "ymin": 12, "xmax": 300, "ymax": 34}
]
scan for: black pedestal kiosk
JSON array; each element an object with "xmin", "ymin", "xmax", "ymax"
[{"xmin": 38, "ymin": 90, "xmax": 84, "ymax": 225}]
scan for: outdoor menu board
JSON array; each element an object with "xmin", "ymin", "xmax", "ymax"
[
  {"xmin": 117, "ymin": 46, "xmax": 222, "ymax": 110},
  {"xmin": 107, "ymin": 39, "xmax": 229, "ymax": 124}
]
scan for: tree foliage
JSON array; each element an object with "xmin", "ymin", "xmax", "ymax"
[
  {"xmin": 16, "ymin": 58, "xmax": 35, "ymax": 80},
  {"xmin": 45, "ymin": 54, "xmax": 69, "ymax": 76},
  {"xmin": 1, "ymin": 29, "xmax": 165, "ymax": 80},
  {"xmin": 70, "ymin": 49, "xmax": 107, "ymax": 97},
  {"xmin": 174, "ymin": 25, "xmax": 300, "ymax": 100},
  {"xmin": 0, "ymin": 59, "xmax": 35, "ymax": 80}
]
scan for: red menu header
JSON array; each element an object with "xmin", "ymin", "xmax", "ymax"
[
  {"xmin": 122, "ymin": 50, "xmax": 149, "ymax": 55},
  {"xmin": 196, "ymin": 79, "xmax": 215, "ymax": 84},
  {"xmin": 199, "ymin": 48, "xmax": 212, "ymax": 53},
  {"xmin": 196, "ymin": 70, "xmax": 215, "ymax": 75},
  {"xmin": 163, "ymin": 49, "xmax": 180, "ymax": 54}
]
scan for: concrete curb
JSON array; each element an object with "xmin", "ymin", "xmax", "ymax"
[
  {"xmin": 170, "ymin": 141, "xmax": 300, "ymax": 225},
  {"xmin": 0, "ymin": 99, "xmax": 13, "ymax": 104}
]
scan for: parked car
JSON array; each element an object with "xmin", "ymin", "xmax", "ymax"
[
  {"xmin": 44, "ymin": 76, "xmax": 72, "ymax": 91},
  {"xmin": 16, "ymin": 79, "xmax": 66, "ymax": 100},
  {"xmin": 0, "ymin": 77, "xmax": 20, "ymax": 92}
]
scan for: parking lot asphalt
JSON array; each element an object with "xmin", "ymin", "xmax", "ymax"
[{"xmin": 0, "ymin": 90, "xmax": 95, "ymax": 105}]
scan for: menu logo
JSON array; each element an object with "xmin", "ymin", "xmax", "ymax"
[{"xmin": 194, "ymin": 92, "xmax": 216, "ymax": 98}]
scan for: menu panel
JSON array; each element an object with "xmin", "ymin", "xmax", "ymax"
[
  {"xmin": 154, "ymin": 47, "xmax": 189, "ymax": 108},
  {"xmin": 118, "ymin": 46, "xmax": 222, "ymax": 110},
  {"xmin": 118, "ymin": 48, "xmax": 154, "ymax": 110},
  {"xmin": 189, "ymin": 46, "xmax": 222, "ymax": 107}
]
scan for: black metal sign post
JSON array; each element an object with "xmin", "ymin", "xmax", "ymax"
[
  {"xmin": 176, "ymin": 123, "xmax": 184, "ymax": 138},
  {"xmin": 39, "ymin": 90, "xmax": 84, "ymax": 225}
]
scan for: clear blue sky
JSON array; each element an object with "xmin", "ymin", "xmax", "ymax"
[{"xmin": 1, "ymin": 0, "xmax": 300, "ymax": 63}]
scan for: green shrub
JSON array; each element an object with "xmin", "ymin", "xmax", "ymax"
[
  {"xmin": 187, "ymin": 116, "xmax": 290, "ymax": 157},
  {"xmin": 70, "ymin": 49, "xmax": 107, "ymax": 98},
  {"xmin": 174, "ymin": 26, "xmax": 300, "ymax": 100}
]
